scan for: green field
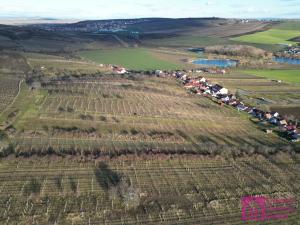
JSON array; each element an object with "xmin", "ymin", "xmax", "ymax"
[
  {"xmin": 79, "ymin": 48, "xmax": 182, "ymax": 70},
  {"xmin": 142, "ymin": 36, "xmax": 233, "ymax": 47},
  {"xmin": 241, "ymin": 69, "xmax": 300, "ymax": 84},
  {"xmin": 232, "ymin": 21, "xmax": 300, "ymax": 45}
]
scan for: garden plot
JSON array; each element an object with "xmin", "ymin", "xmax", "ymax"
[{"xmin": 0, "ymin": 156, "xmax": 299, "ymax": 224}]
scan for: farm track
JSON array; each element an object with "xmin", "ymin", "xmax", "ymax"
[{"xmin": 112, "ymin": 35, "xmax": 129, "ymax": 48}]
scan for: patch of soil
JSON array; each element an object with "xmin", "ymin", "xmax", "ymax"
[{"xmin": 271, "ymin": 106, "xmax": 300, "ymax": 120}]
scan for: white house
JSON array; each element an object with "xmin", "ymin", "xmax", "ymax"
[
  {"xmin": 217, "ymin": 88, "xmax": 228, "ymax": 95},
  {"xmin": 200, "ymin": 77, "xmax": 207, "ymax": 83},
  {"xmin": 155, "ymin": 70, "xmax": 164, "ymax": 76},
  {"xmin": 181, "ymin": 74, "xmax": 188, "ymax": 81},
  {"xmin": 113, "ymin": 67, "xmax": 127, "ymax": 74}
]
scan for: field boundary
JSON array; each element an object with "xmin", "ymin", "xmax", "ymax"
[{"xmin": 0, "ymin": 79, "xmax": 24, "ymax": 117}]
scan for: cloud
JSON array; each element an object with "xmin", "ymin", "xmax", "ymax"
[{"xmin": 0, "ymin": 0, "xmax": 299, "ymax": 19}]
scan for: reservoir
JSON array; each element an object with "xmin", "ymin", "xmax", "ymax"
[
  {"xmin": 193, "ymin": 58, "xmax": 238, "ymax": 68},
  {"xmin": 273, "ymin": 57, "xmax": 300, "ymax": 65}
]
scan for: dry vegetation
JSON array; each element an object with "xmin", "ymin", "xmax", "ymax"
[
  {"xmin": 0, "ymin": 154, "xmax": 298, "ymax": 225},
  {"xmin": 24, "ymin": 52, "xmax": 110, "ymax": 76},
  {"xmin": 0, "ymin": 19, "xmax": 299, "ymax": 225},
  {"xmin": 0, "ymin": 74, "xmax": 292, "ymax": 158},
  {"xmin": 0, "ymin": 74, "xmax": 21, "ymax": 114},
  {"xmin": 205, "ymin": 45, "xmax": 271, "ymax": 58}
]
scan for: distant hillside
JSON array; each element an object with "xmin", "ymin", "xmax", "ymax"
[{"xmin": 0, "ymin": 18, "xmax": 274, "ymax": 52}]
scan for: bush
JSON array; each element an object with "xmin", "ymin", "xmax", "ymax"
[
  {"xmin": 0, "ymin": 130, "xmax": 7, "ymax": 141},
  {"xmin": 130, "ymin": 129, "xmax": 139, "ymax": 135},
  {"xmin": 205, "ymin": 45, "xmax": 268, "ymax": 58},
  {"xmin": 100, "ymin": 116, "xmax": 107, "ymax": 122},
  {"xmin": 120, "ymin": 130, "xmax": 128, "ymax": 135}
]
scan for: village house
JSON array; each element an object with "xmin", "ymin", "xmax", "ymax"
[
  {"xmin": 271, "ymin": 112, "xmax": 280, "ymax": 118},
  {"xmin": 284, "ymin": 47, "xmax": 300, "ymax": 55},
  {"xmin": 269, "ymin": 117, "xmax": 278, "ymax": 125},
  {"xmin": 244, "ymin": 107, "xmax": 253, "ymax": 114},
  {"xmin": 210, "ymin": 84, "xmax": 223, "ymax": 94},
  {"xmin": 155, "ymin": 70, "xmax": 164, "ymax": 77},
  {"xmin": 278, "ymin": 119, "xmax": 288, "ymax": 127},
  {"xmin": 217, "ymin": 87, "xmax": 229, "ymax": 95},
  {"xmin": 291, "ymin": 133, "xmax": 300, "ymax": 142},
  {"xmin": 236, "ymin": 103, "xmax": 248, "ymax": 111},
  {"xmin": 113, "ymin": 66, "xmax": 127, "ymax": 74},
  {"xmin": 265, "ymin": 113, "xmax": 272, "ymax": 120},
  {"xmin": 173, "ymin": 70, "xmax": 299, "ymax": 142},
  {"xmin": 199, "ymin": 77, "xmax": 207, "ymax": 83},
  {"xmin": 265, "ymin": 129, "xmax": 273, "ymax": 134}
]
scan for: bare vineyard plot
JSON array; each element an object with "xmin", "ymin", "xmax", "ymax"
[
  {"xmin": 0, "ymin": 156, "xmax": 299, "ymax": 224},
  {"xmin": 7, "ymin": 75, "xmax": 288, "ymax": 156},
  {"xmin": 0, "ymin": 74, "xmax": 21, "ymax": 113}
]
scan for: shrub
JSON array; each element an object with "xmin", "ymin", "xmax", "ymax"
[
  {"xmin": 205, "ymin": 45, "xmax": 268, "ymax": 58},
  {"xmin": 100, "ymin": 116, "xmax": 107, "ymax": 122},
  {"xmin": 130, "ymin": 129, "xmax": 139, "ymax": 135}
]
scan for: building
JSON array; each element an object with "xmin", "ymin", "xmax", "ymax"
[{"xmin": 113, "ymin": 66, "xmax": 127, "ymax": 74}]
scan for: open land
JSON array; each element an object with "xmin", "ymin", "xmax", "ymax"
[
  {"xmin": 241, "ymin": 69, "xmax": 300, "ymax": 84},
  {"xmin": 232, "ymin": 21, "xmax": 300, "ymax": 46},
  {"xmin": 79, "ymin": 48, "xmax": 185, "ymax": 70},
  {"xmin": 0, "ymin": 18, "xmax": 299, "ymax": 225},
  {"xmin": 0, "ymin": 155, "xmax": 299, "ymax": 225}
]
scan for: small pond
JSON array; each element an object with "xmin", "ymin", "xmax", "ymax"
[
  {"xmin": 273, "ymin": 57, "xmax": 300, "ymax": 65},
  {"xmin": 192, "ymin": 58, "xmax": 238, "ymax": 68}
]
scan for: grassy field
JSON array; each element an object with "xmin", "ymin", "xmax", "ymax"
[
  {"xmin": 142, "ymin": 36, "xmax": 234, "ymax": 48},
  {"xmin": 79, "ymin": 48, "xmax": 183, "ymax": 70},
  {"xmin": 24, "ymin": 52, "xmax": 110, "ymax": 76},
  {"xmin": 232, "ymin": 21, "xmax": 300, "ymax": 46},
  {"xmin": 241, "ymin": 69, "xmax": 300, "ymax": 84}
]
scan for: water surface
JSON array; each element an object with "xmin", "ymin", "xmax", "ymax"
[
  {"xmin": 193, "ymin": 58, "xmax": 238, "ymax": 68},
  {"xmin": 273, "ymin": 57, "xmax": 300, "ymax": 65}
]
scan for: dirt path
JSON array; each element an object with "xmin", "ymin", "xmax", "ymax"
[
  {"xmin": 0, "ymin": 79, "xmax": 24, "ymax": 117},
  {"xmin": 112, "ymin": 35, "xmax": 129, "ymax": 48}
]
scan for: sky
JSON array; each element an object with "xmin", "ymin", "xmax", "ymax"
[{"xmin": 0, "ymin": 0, "xmax": 299, "ymax": 20}]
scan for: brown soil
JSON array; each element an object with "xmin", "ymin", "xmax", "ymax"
[{"xmin": 270, "ymin": 106, "xmax": 300, "ymax": 120}]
